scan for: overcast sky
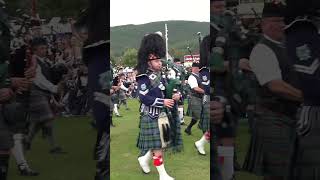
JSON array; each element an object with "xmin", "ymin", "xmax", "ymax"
[{"xmin": 110, "ymin": 0, "xmax": 209, "ymax": 27}]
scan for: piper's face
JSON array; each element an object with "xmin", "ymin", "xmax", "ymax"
[
  {"xmin": 148, "ymin": 58, "xmax": 162, "ymax": 72},
  {"xmin": 211, "ymin": 1, "xmax": 226, "ymax": 15},
  {"xmin": 31, "ymin": 27, "xmax": 42, "ymax": 37},
  {"xmin": 192, "ymin": 66, "xmax": 200, "ymax": 73},
  {"xmin": 262, "ymin": 17, "xmax": 285, "ymax": 41},
  {"xmin": 34, "ymin": 45, "xmax": 48, "ymax": 58},
  {"xmin": 80, "ymin": 30, "xmax": 88, "ymax": 41}
]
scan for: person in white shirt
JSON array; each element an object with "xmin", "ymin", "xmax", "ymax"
[
  {"xmin": 185, "ymin": 62, "xmax": 205, "ymax": 135},
  {"xmin": 25, "ymin": 37, "xmax": 66, "ymax": 155}
]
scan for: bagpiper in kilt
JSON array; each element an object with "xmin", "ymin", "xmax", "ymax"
[
  {"xmin": 136, "ymin": 71, "xmax": 168, "ymax": 151},
  {"xmin": 81, "ymin": 0, "xmax": 109, "ymax": 179},
  {"xmin": 199, "ymin": 67, "xmax": 210, "ymax": 133},
  {"xmin": 135, "ymin": 33, "xmax": 177, "ymax": 180},
  {"xmin": 243, "ymin": 2, "xmax": 303, "ymax": 179},
  {"xmin": 210, "ymin": 0, "xmax": 242, "ymax": 178},
  {"xmin": 193, "ymin": 34, "xmax": 212, "ymax": 157},
  {"xmin": 284, "ymin": 11, "xmax": 320, "ymax": 180},
  {"xmin": 25, "ymin": 38, "xmax": 65, "ymax": 155},
  {"xmin": 0, "ymin": 2, "xmax": 39, "ymax": 178},
  {"xmin": 184, "ymin": 62, "xmax": 204, "ymax": 135},
  {"xmin": 111, "ymin": 74, "xmax": 121, "ymax": 117}
]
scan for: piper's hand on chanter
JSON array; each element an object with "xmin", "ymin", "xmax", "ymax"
[
  {"xmin": 164, "ymin": 99, "xmax": 174, "ymax": 108},
  {"xmin": 239, "ymin": 58, "xmax": 252, "ymax": 71},
  {"xmin": 172, "ymin": 93, "xmax": 181, "ymax": 101},
  {"xmin": 11, "ymin": 78, "xmax": 31, "ymax": 93},
  {"xmin": 0, "ymin": 88, "xmax": 14, "ymax": 102},
  {"xmin": 211, "ymin": 100, "xmax": 224, "ymax": 124}
]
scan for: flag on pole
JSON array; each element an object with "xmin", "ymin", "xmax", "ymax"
[
  {"xmin": 165, "ymin": 24, "xmax": 169, "ymax": 61},
  {"xmin": 32, "ymin": 0, "xmax": 37, "ymax": 18}
]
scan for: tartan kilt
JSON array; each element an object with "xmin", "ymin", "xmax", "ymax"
[
  {"xmin": 292, "ymin": 106, "xmax": 320, "ymax": 180},
  {"xmin": 111, "ymin": 93, "xmax": 119, "ymax": 103},
  {"xmin": 137, "ymin": 114, "xmax": 162, "ymax": 150},
  {"xmin": 118, "ymin": 91, "xmax": 126, "ymax": 100},
  {"xmin": 186, "ymin": 97, "xmax": 192, "ymax": 117},
  {"xmin": 189, "ymin": 95, "xmax": 202, "ymax": 120},
  {"xmin": 243, "ymin": 112, "xmax": 296, "ymax": 177},
  {"xmin": 28, "ymin": 90, "xmax": 54, "ymax": 123},
  {"xmin": 199, "ymin": 101, "xmax": 209, "ymax": 132}
]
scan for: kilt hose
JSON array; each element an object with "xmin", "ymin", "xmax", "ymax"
[
  {"xmin": 243, "ymin": 112, "xmax": 296, "ymax": 177},
  {"xmin": 291, "ymin": 106, "xmax": 320, "ymax": 180}
]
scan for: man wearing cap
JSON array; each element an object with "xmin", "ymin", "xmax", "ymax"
[
  {"xmin": 185, "ymin": 62, "xmax": 204, "ymax": 135},
  {"xmin": 285, "ymin": 0, "xmax": 320, "ymax": 179},
  {"xmin": 243, "ymin": 2, "xmax": 303, "ymax": 180}
]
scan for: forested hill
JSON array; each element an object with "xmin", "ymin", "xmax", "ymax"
[{"xmin": 111, "ymin": 20, "xmax": 209, "ymax": 57}]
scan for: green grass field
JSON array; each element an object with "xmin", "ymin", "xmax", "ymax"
[
  {"xmin": 111, "ymin": 100, "xmax": 210, "ymax": 180},
  {"xmin": 8, "ymin": 116, "xmax": 96, "ymax": 180},
  {"xmin": 7, "ymin": 99, "xmax": 263, "ymax": 180},
  {"xmin": 111, "ymin": 99, "xmax": 262, "ymax": 180}
]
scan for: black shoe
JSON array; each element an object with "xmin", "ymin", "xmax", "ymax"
[
  {"xmin": 180, "ymin": 122, "xmax": 186, "ymax": 125},
  {"xmin": 18, "ymin": 165, "xmax": 39, "ymax": 176},
  {"xmin": 95, "ymin": 174, "xmax": 107, "ymax": 180},
  {"xmin": 184, "ymin": 128, "xmax": 191, "ymax": 135},
  {"xmin": 116, "ymin": 114, "xmax": 122, "ymax": 117},
  {"xmin": 23, "ymin": 139, "xmax": 31, "ymax": 151},
  {"xmin": 234, "ymin": 160, "xmax": 242, "ymax": 171},
  {"xmin": 50, "ymin": 147, "xmax": 67, "ymax": 154},
  {"xmin": 90, "ymin": 121, "xmax": 97, "ymax": 128}
]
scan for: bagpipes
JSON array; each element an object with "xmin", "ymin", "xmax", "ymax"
[
  {"xmin": 211, "ymin": 10, "xmax": 249, "ymax": 128},
  {"xmin": 161, "ymin": 60, "xmax": 185, "ymax": 148},
  {"xmin": 50, "ymin": 63, "xmax": 69, "ymax": 84},
  {"xmin": 161, "ymin": 59, "xmax": 182, "ymax": 98}
]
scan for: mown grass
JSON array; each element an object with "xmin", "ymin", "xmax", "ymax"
[{"xmin": 8, "ymin": 116, "xmax": 96, "ymax": 180}]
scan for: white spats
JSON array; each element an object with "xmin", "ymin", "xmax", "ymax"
[
  {"xmin": 138, "ymin": 150, "xmax": 152, "ymax": 174},
  {"xmin": 217, "ymin": 146, "xmax": 234, "ymax": 180},
  {"xmin": 113, "ymin": 104, "xmax": 120, "ymax": 116},
  {"xmin": 155, "ymin": 164, "xmax": 175, "ymax": 180},
  {"xmin": 195, "ymin": 134, "xmax": 209, "ymax": 155},
  {"xmin": 178, "ymin": 107, "xmax": 184, "ymax": 123},
  {"xmin": 12, "ymin": 134, "xmax": 27, "ymax": 168}
]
